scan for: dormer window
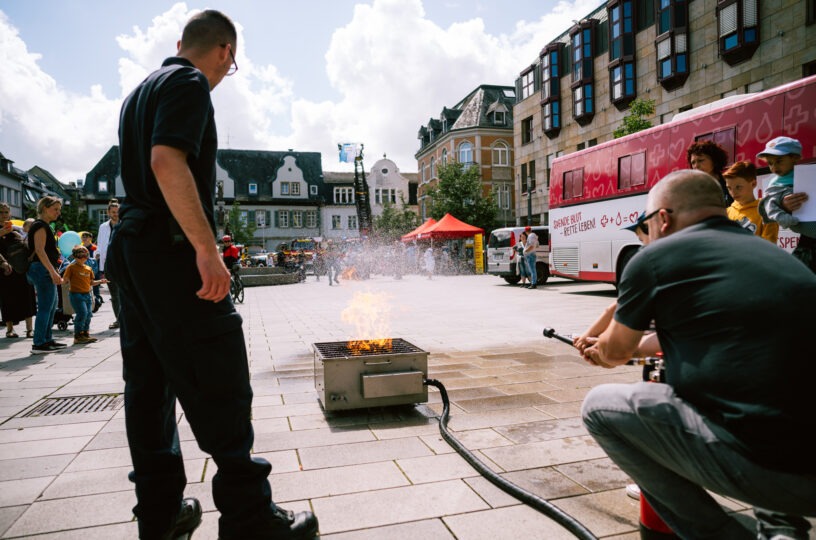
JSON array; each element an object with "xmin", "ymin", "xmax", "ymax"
[
  {"xmin": 494, "ymin": 111, "xmax": 505, "ymax": 125},
  {"xmin": 99, "ymin": 180, "xmax": 108, "ymax": 193}
]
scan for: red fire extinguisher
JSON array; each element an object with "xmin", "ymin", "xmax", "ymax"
[{"xmin": 637, "ymin": 354, "xmax": 678, "ymax": 539}]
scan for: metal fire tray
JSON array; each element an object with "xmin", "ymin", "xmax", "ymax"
[{"xmin": 313, "ymin": 339, "xmax": 429, "ymax": 411}]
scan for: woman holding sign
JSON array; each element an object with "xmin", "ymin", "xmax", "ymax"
[{"xmin": 26, "ymin": 196, "xmax": 68, "ymax": 353}]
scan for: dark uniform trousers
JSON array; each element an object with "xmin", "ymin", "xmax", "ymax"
[{"xmin": 108, "ymin": 211, "xmax": 276, "ymax": 539}]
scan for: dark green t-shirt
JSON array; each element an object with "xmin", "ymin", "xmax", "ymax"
[{"xmin": 616, "ymin": 216, "xmax": 816, "ymax": 473}]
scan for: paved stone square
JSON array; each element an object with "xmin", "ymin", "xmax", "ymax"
[{"xmin": 0, "ymin": 273, "xmax": 801, "ymax": 538}]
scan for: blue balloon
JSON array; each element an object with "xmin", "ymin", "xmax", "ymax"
[{"xmin": 58, "ymin": 231, "xmax": 82, "ymax": 258}]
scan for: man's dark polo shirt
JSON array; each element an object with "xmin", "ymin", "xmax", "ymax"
[
  {"xmin": 118, "ymin": 57, "xmax": 217, "ymax": 231},
  {"xmin": 615, "ymin": 216, "xmax": 816, "ymax": 474}
]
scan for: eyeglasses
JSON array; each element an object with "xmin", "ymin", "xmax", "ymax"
[
  {"xmin": 637, "ymin": 208, "xmax": 673, "ymax": 234},
  {"xmin": 221, "ymin": 43, "xmax": 238, "ymax": 76}
]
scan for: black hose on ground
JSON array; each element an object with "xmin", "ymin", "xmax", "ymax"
[{"xmin": 423, "ymin": 378, "xmax": 598, "ymax": 540}]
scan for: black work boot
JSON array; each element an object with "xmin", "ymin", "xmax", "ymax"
[
  {"xmin": 219, "ymin": 505, "xmax": 318, "ymax": 540},
  {"xmin": 160, "ymin": 498, "xmax": 203, "ymax": 540}
]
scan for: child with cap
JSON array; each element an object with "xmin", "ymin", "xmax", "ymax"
[
  {"xmin": 757, "ymin": 136, "xmax": 816, "ymax": 271},
  {"xmin": 723, "ymin": 161, "xmax": 778, "ymax": 244},
  {"xmin": 62, "ymin": 245, "xmax": 108, "ymax": 344}
]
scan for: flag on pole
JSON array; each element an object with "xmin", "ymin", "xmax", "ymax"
[{"xmin": 338, "ymin": 143, "xmax": 360, "ymax": 163}]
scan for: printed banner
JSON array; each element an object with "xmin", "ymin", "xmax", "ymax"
[{"xmin": 338, "ymin": 143, "xmax": 360, "ymax": 163}]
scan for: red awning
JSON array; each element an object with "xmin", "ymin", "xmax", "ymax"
[
  {"xmin": 419, "ymin": 213, "xmax": 484, "ymax": 240},
  {"xmin": 401, "ymin": 218, "xmax": 437, "ymax": 242}
]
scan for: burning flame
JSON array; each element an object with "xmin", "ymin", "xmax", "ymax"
[{"xmin": 341, "ymin": 291, "xmax": 393, "ymax": 353}]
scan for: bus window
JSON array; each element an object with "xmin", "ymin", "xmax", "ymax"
[
  {"xmin": 619, "ymin": 152, "xmax": 646, "ymax": 189},
  {"xmin": 695, "ymin": 127, "xmax": 736, "ymax": 164},
  {"xmin": 563, "ymin": 168, "xmax": 584, "ymax": 199}
]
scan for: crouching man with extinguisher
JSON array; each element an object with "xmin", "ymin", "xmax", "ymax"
[{"xmin": 579, "ymin": 170, "xmax": 816, "ymax": 539}]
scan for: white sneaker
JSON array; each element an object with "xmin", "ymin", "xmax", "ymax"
[{"xmin": 626, "ymin": 483, "xmax": 641, "ymax": 500}]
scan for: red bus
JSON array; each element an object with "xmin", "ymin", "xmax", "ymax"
[{"xmin": 548, "ymin": 75, "xmax": 816, "ymax": 285}]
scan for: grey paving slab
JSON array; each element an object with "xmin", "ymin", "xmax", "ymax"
[
  {"xmin": 63, "ymin": 447, "xmax": 132, "ymax": 472},
  {"xmin": 13, "ymin": 521, "xmax": 137, "ymax": 539},
  {"xmin": 492, "ymin": 416, "xmax": 588, "ymax": 444},
  {"xmin": 0, "ymin": 506, "xmax": 27, "ymax": 538},
  {"xmin": 396, "ymin": 452, "xmax": 480, "ymax": 484},
  {"xmin": 0, "ymin": 476, "xmax": 55, "ymax": 507},
  {"xmin": 2, "ymin": 490, "xmax": 135, "ymax": 537},
  {"xmin": 253, "ymin": 426, "xmax": 376, "ymax": 453},
  {"xmin": 0, "ymin": 436, "xmax": 91, "ymax": 460},
  {"xmin": 311, "ymin": 480, "xmax": 490, "ymax": 535},
  {"xmin": 481, "ymin": 435, "xmax": 608, "ymax": 472},
  {"xmin": 0, "ymin": 454, "xmax": 74, "ymax": 482},
  {"xmin": 271, "ymin": 461, "xmax": 409, "ymax": 502},
  {"xmin": 299, "ymin": 437, "xmax": 433, "ymax": 470},
  {"xmin": 0, "ymin": 422, "xmax": 106, "ymax": 445},
  {"xmin": 321, "ymin": 518, "xmax": 455, "ymax": 539},
  {"xmin": 38, "ymin": 466, "xmax": 132, "ymax": 500},
  {"xmin": 444, "ymin": 503, "xmax": 589, "ymax": 540},
  {"xmin": 419, "ymin": 428, "xmax": 514, "ymax": 455}
]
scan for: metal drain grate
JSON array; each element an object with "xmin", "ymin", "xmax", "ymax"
[{"xmin": 21, "ymin": 394, "xmax": 124, "ymax": 417}]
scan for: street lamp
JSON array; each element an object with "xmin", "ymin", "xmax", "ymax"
[{"xmin": 526, "ymin": 176, "xmax": 532, "ymax": 226}]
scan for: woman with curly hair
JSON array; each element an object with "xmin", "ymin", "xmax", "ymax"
[{"xmin": 686, "ymin": 140, "xmax": 733, "ymax": 204}]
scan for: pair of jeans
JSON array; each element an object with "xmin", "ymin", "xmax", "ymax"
[
  {"xmin": 26, "ymin": 261, "xmax": 57, "ymax": 346},
  {"xmin": 525, "ymin": 253, "xmax": 537, "ymax": 284},
  {"xmin": 69, "ymin": 292, "xmax": 92, "ymax": 333},
  {"xmin": 108, "ymin": 214, "xmax": 279, "ymax": 539},
  {"xmin": 582, "ymin": 382, "xmax": 816, "ymax": 539}
]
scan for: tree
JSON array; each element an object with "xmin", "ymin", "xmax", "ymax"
[
  {"xmin": 56, "ymin": 193, "xmax": 94, "ymax": 235},
  {"xmin": 613, "ymin": 98, "xmax": 656, "ymax": 139},
  {"xmin": 372, "ymin": 197, "xmax": 420, "ymax": 242},
  {"xmin": 426, "ymin": 162, "xmax": 497, "ymax": 234},
  {"xmin": 224, "ymin": 201, "xmax": 256, "ymax": 245}
]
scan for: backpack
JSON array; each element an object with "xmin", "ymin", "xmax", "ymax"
[{"xmin": 2, "ymin": 231, "xmax": 32, "ymax": 274}]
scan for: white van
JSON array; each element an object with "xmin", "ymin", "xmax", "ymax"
[{"xmin": 486, "ymin": 226, "xmax": 550, "ymax": 285}]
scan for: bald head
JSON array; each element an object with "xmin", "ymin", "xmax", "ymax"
[{"xmin": 644, "ymin": 170, "xmax": 727, "ymax": 240}]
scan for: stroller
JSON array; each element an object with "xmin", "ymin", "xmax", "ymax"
[{"xmin": 54, "ymin": 259, "xmax": 75, "ymax": 331}]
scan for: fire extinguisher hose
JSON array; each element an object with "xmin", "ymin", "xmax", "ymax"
[{"xmin": 423, "ymin": 378, "xmax": 598, "ymax": 540}]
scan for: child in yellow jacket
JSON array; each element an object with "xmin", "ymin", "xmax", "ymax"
[{"xmin": 723, "ymin": 161, "xmax": 779, "ymax": 244}]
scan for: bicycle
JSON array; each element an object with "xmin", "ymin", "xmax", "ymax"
[{"xmin": 230, "ymin": 265, "xmax": 244, "ymax": 304}]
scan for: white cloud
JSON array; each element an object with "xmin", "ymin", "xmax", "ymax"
[{"xmin": 0, "ymin": 0, "xmax": 600, "ymax": 182}]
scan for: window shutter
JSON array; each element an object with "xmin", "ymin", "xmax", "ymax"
[
  {"xmin": 274, "ymin": 210, "xmax": 279, "ymax": 227},
  {"xmin": 719, "ymin": 3, "xmax": 737, "ymax": 36},
  {"xmin": 743, "ymin": 0, "xmax": 757, "ymax": 26}
]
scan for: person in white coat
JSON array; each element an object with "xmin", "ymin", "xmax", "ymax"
[
  {"xmin": 95, "ymin": 199, "xmax": 121, "ymax": 329},
  {"xmin": 423, "ymin": 247, "xmax": 435, "ymax": 280}
]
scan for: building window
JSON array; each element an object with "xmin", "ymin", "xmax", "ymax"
[
  {"xmin": 494, "ymin": 184, "xmax": 511, "ymax": 210},
  {"xmin": 618, "ymin": 152, "xmax": 646, "ymax": 189},
  {"xmin": 441, "ymin": 148, "xmax": 448, "ymax": 166},
  {"xmin": 291, "ymin": 182, "xmax": 300, "ymax": 195},
  {"xmin": 608, "ymin": 0, "xmax": 637, "ymax": 109},
  {"xmin": 281, "ymin": 182, "xmax": 290, "ymax": 195},
  {"xmin": 544, "ymin": 153, "xmax": 555, "ymax": 189},
  {"xmin": 424, "ymin": 162, "xmax": 431, "ymax": 180},
  {"xmin": 430, "ymin": 156, "xmax": 435, "ymax": 179},
  {"xmin": 306, "ymin": 210, "xmax": 317, "ymax": 228},
  {"xmin": 570, "ymin": 20, "xmax": 597, "ymax": 126},
  {"xmin": 98, "ymin": 180, "xmax": 108, "ymax": 193},
  {"xmin": 310, "ymin": 185, "xmax": 318, "ymax": 195},
  {"xmin": 97, "ymin": 210, "xmax": 109, "ymax": 225},
  {"xmin": 541, "ymin": 43, "xmax": 563, "ymax": 138},
  {"xmin": 334, "ymin": 187, "xmax": 354, "ymax": 204},
  {"xmin": 521, "ymin": 67, "xmax": 536, "ymax": 99},
  {"xmin": 375, "ymin": 188, "xmax": 397, "ymax": 205},
  {"xmin": 348, "ymin": 215, "xmax": 358, "ymax": 230},
  {"xmin": 717, "ymin": 0, "xmax": 759, "ymax": 66},
  {"xmin": 458, "ymin": 142, "xmax": 474, "ymax": 165},
  {"xmin": 255, "ymin": 210, "xmax": 267, "ymax": 227},
  {"xmin": 494, "ymin": 111, "xmax": 506, "ymax": 125},
  {"xmin": 521, "ymin": 116, "xmax": 534, "ymax": 144},
  {"xmin": 563, "ymin": 168, "xmax": 584, "ymax": 199},
  {"xmin": 809, "ymin": 0, "xmax": 816, "ymax": 25},
  {"xmin": 492, "ymin": 143, "xmax": 509, "ymax": 167},
  {"xmin": 694, "ymin": 127, "xmax": 736, "ymax": 165},
  {"xmin": 277, "ymin": 210, "xmax": 288, "ymax": 228},
  {"xmin": 292, "ymin": 211, "xmax": 303, "ymax": 228},
  {"xmin": 331, "ymin": 215, "xmax": 341, "ymax": 229},
  {"xmin": 248, "ymin": 183, "xmax": 258, "ymax": 195},
  {"xmin": 655, "ymin": 0, "xmax": 689, "ymax": 91}
]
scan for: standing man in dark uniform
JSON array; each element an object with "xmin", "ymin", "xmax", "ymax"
[{"xmin": 109, "ymin": 10, "xmax": 317, "ymax": 540}]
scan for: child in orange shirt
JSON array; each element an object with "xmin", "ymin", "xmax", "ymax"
[
  {"xmin": 723, "ymin": 161, "xmax": 779, "ymax": 244},
  {"xmin": 62, "ymin": 246, "xmax": 107, "ymax": 344}
]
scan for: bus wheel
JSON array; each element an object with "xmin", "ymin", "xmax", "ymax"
[
  {"xmin": 536, "ymin": 262, "xmax": 549, "ymax": 285},
  {"xmin": 504, "ymin": 275, "xmax": 521, "ymax": 285}
]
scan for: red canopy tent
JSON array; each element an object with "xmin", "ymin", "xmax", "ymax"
[
  {"xmin": 418, "ymin": 213, "xmax": 484, "ymax": 240},
  {"xmin": 401, "ymin": 218, "xmax": 437, "ymax": 242}
]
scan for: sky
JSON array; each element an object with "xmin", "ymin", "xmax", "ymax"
[{"xmin": 0, "ymin": 0, "xmax": 601, "ymax": 183}]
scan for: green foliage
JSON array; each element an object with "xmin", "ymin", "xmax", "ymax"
[
  {"xmin": 224, "ymin": 201, "xmax": 256, "ymax": 245},
  {"xmin": 613, "ymin": 98, "xmax": 656, "ymax": 139},
  {"xmin": 55, "ymin": 193, "xmax": 94, "ymax": 235},
  {"xmin": 426, "ymin": 162, "xmax": 497, "ymax": 234},
  {"xmin": 372, "ymin": 197, "xmax": 420, "ymax": 242}
]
